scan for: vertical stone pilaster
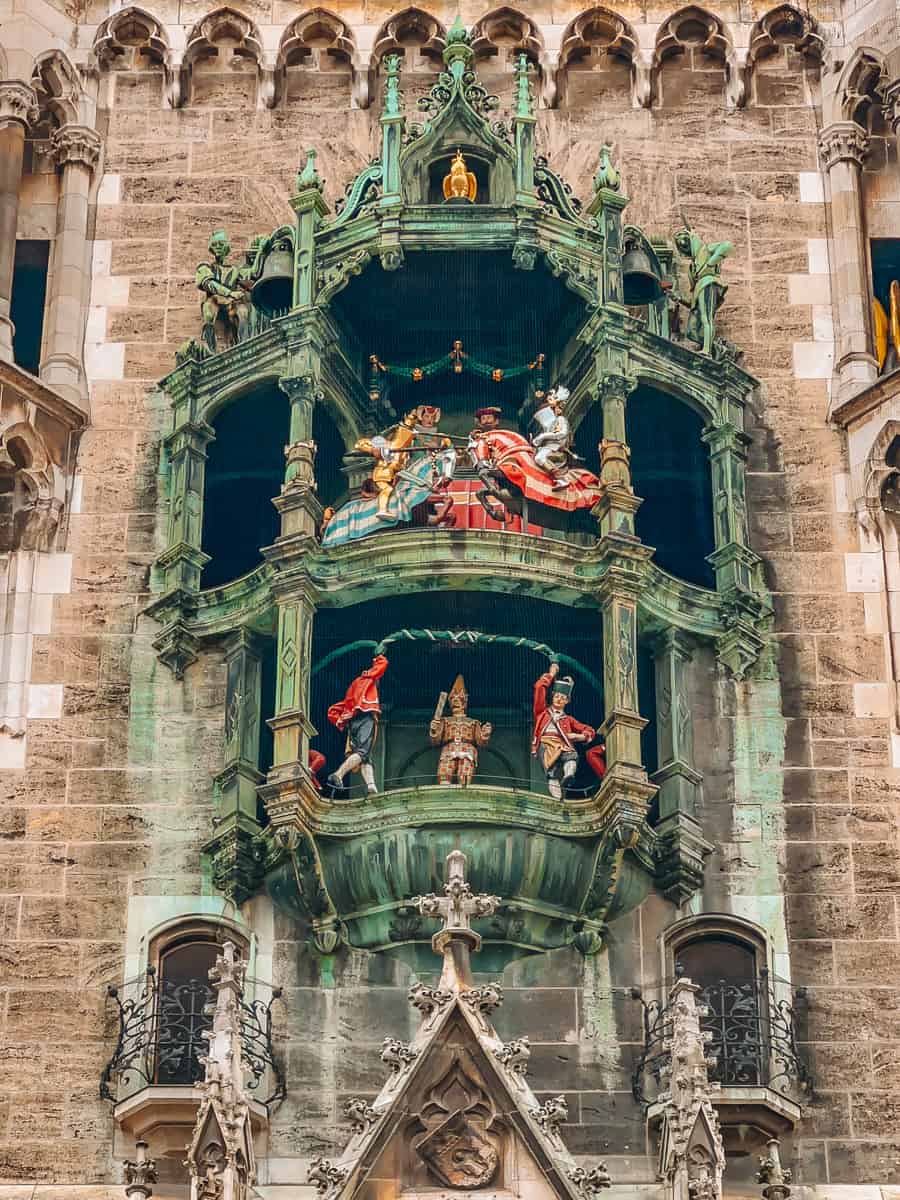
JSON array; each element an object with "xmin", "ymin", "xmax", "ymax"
[
  {"xmin": 205, "ymin": 628, "xmax": 267, "ymax": 903},
  {"xmin": 512, "ymin": 53, "xmax": 536, "ymax": 204},
  {"xmin": 651, "ymin": 628, "xmax": 712, "ymax": 905},
  {"xmin": 702, "ymin": 421, "xmax": 758, "ymax": 592},
  {"xmin": 268, "ymin": 584, "xmax": 316, "ymax": 773},
  {"xmin": 586, "ymin": 186, "xmax": 629, "ymax": 310},
  {"xmin": 291, "ymin": 149, "xmax": 329, "ymax": 309},
  {"xmin": 157, "ymin": 415, "xmax": 213, "ymax": 595},
  {"xmin": 0, "ymin": 83, "xmax": 38, "ymax": 362},
  {"xmin": 42, "ymin": 125, "xmax": 102, "ymax": 407},
  {"xmin": 818, "ymin": 121, "xmax": 879, "ymax": 403},
  {"xmin": 595, "ymin": 552, "xmax": 655, "ymax": 845}
]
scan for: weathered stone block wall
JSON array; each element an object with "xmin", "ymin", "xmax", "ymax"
[{"xmin": 1, "ymin": 0, "xmax": 900, "ymax": 1192}]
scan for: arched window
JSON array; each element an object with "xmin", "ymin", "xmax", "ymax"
[
  {"xmin": 151, "ymin": 926, "xmax": 248, "ymax": 1086},
  {"xmin": 667, "ymin": 918, "xmax": 767, "ymax": 1086}
]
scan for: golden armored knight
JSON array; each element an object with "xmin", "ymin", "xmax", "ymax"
[{"xmin": 428, "ymin": 675, "xmax": 492, "ymax": 787}]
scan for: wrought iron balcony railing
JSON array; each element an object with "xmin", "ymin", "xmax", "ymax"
[
  {"xmin": 631, "ymin": 970, "xmax": 811, "ymax": 1108},
  {"xmin": 101, "ymin": 968, "xmax": 285, "ymax": 1107}
]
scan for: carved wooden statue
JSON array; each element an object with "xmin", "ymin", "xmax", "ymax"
[
  {"xmin": 327, "ymin": 654, "xmax": 389, "ymax": 795},
  {"xmin": 195, "ymin": 230, "xmax": 251, "ymax": 354},
  {"xmin": 429, "ymin": 674, "xmax": 492, "ymax": 787},
  {"xmin": 674, "ymin": 225, "xmax": 732, "ymax": 356},
  {"xmin": 531, "ymin": 662, "xmax": 595, "ymax": 799}
]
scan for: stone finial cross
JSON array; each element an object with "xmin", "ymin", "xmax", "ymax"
[
  {"xmin": 414, "ymin": 851, "xmax": 501, "ymax": 991},
  {"xmin": 416, "ymin": 850, "xmax": 499, "ymax": 940}
]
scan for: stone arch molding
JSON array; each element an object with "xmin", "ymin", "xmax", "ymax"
[
  {"xmin": 181, "ymin": 7, "xmax": 273, "ymax": 109},
  {"xmin": 864, "ymin": 419, "xmax": 900, "ymax": 509},
  {"xmin": 831, "ymin": 45, "xmax": 886, "ymax": 126},
  {"xmin": 77, "ymin": 3, "xmax": 833, "ymax": 112},
  {"xmin": 0, "ymin": 419, "xmax": 64, "ymax": 553},
  {"xmin": 31, "ymin": 49, "xmax": 89, "ymax": 126}
]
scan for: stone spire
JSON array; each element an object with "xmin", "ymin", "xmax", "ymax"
[
  {"xmin": 413, "ymin": 849, "xmax": 500, "ymax": 991},
  {"xmin": 657, "ymin": 976, "xmax": 726, "ymax": 1200},
  {"xmin": 185, "ymin": 940, "xmax": 256, "ymax": 1200}
]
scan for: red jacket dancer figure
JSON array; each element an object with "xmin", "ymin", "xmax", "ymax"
[
  {"xmin": 531, "ymin": 662, "xmax": 595, "ymax": 800},
  {"xmin": 326, "ymin": 654, "xmax": 388, "ymax": 796}
]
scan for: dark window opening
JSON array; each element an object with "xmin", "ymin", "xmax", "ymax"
[
  {"xmin": 675, "ymin": 934, "xmax": 763, "ymax": 1086},
  {"xmin": 312, "ymin": 404, "xmax": 348, "ymax": 509},
  {"xmin": 201, "ymin": 386, "xmax": 289, "ymax": 589},
  {"xmin": 11, "ymin": 240, "xmax": 49, "ymax": 376},
  {"xmin": 155, "ymin": 940, "xmax": 219, "ymax": 1085}
]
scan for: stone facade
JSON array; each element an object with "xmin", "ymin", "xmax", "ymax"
[{"xmin": 0, "ymin": 0, "xmax": 900, "ymax": 1197}]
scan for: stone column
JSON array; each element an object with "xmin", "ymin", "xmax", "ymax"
[
  {"xmin": 594, "ymin": 371, "xmax": 641, "ymax": 538},
  {"xmin": 0, "ymin": 82, "xmax": 38, "ymax": 363},
  {"xmin": 651, "ymin": 628, "xmax": 712, "ymax": 904},
  {"xmin": 818, "ymin": 121, "xmax": 879, "ymax": 403},
  {"xmin": 43, "ymin": 124, "xmax": 101, "ymax": 406}
]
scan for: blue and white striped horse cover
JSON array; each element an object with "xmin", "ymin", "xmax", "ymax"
[{"xmin": 321, "ymin": 456, "xmax": 435, "ymax": 548}]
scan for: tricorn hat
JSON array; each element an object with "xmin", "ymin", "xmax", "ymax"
[{"xmin": 551, "ymin": 674, "xmax": 574, "ymax": 698}]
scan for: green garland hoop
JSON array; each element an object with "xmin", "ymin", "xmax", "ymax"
[{"xmin": 311, "ymin": 627, "xmax": 602, "ymax": 694}]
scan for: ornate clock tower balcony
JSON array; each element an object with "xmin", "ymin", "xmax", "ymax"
[{"xmin": 146, "ymin": 22, "xmax": 771, "ymax": 971}]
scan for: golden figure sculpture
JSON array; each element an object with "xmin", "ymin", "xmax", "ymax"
[
  {"xmin": 354, "ymin": 411, "xmax": 418, "ymax": 518},
  {"xmin": 429, "ymin": 675, "xmax": 492, "ymax": 787},
  {"xmin": 443, "ymin": 149, "xmax": 477, "ymax": 203},
  {"xmin": 873, "ymin": 279, "xmax": 900, "ymax": 374}
]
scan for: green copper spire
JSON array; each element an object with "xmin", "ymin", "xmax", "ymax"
[
  {"xmin": 443, "ymin": 14, "xmax": 473, "ymax": 80},
  {"xmin": 594, "ymin": 144, "xmax": 621, "ymax": 193},
  {"xmin": 297, "ymin": 147, "xmax": 323, "ymax": 193},
  {"xmin": 513, "ymin": 53, "xmax": 534, "ymax": 119},
  {"xmin": 382, "ymin": 53, "xmax": 403, "ymax": 117}
]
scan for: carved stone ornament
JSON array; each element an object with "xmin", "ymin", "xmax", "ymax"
[
  {"xmin": 344, "ymin": 1097, "xmax": 379, "ymax": 1135},
  {"xmin": 569, "ymin": 1164, "xmax": 612, "ymax": 1196},
  {"xmin": 756, "ymin": 1138, "xmax": 793, "ymax": 1200},
  {"xmin": 408, "ymin": 982, "xmax": 454, "ymax": 1020},
  {"xmin": 381, "ymin": 1036, "xmax": 418, "ymax": 1073},
  {"xmin": 417, "ymin": 1107, "xmax": 499, "ymax": 1189},
  {"xmin": 413, "ymin": 1059, "xmax": 500, "ymax": 1190},
  {"xmin": 493, "ymin": 1036, "xmax": 530, "ymax": 1079},
  {"xmin": 0, "ymin": 81, "xmax": 38, "ymax": 127},
  {"xmin": 532, "ymin": 1095, "xmax": 568, "ymax": 1143},
  {"xmin": 308, "ymin": 1156, "xmax": 350, "ymax": 1195},
  {"xmin": 818, "ymin": 121, "xmax": 869, "ymax": 171},
  {"xmin": 124, "ymin": 1139, "xmax": 158, "ymax": 1200},
  {"xmin": 460, "ymin": 983, "xmax": 503, "ymax": 1016},
  {"xmin": 50, "ymin": 124, "xmax": 102, "ymax": 170}
]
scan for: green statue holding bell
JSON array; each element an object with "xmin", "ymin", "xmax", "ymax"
[{"xmin": 674, "ymin": 220, "xmax": 733, "ymax": 356}]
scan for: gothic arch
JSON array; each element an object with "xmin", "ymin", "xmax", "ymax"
[
  {"xmin": 470, "ymin": 7, "xmax": 543, "ymax": 65},
  {"xmin": 278, "ymin": 9, "xmax": 355, "ymax": 70},
  {"xmin": 560, "ymin": 7, "xmax": 638, "ymax": 68},
  {"xmin": 0, "ymin": 420, "xmax": 62, "ymax": 553},
  {"xmin": 31, "ymin": 49, "xmax": 84, "ymax": 125},
  {"xmin": 372, "ymin": 8, "xmax": 446, "ymax": 66},
  {"xmin": 558, "ymin": 6, "xmax": 641, "ymax": 107},
  {"xmin": 747, "ymin": 4, "xmax": 824, "ymax": 66},
  {"xmin": 184, "ymin": 7, "xmax": 268, "ymax": 106},
  {"xmin": 93, "ymin": 7, "xmax": 170, "ymax": 71},
  {"xmin": 864, "ymin": 419, "xmax": 900, "ymax": 508},
  {"xmin": 653, "ymin": 7, "xmax": 742, "ymax": 107},
  {"xmin": 835, "ymin": 45, "xmax": 886, "ymax": 126}
]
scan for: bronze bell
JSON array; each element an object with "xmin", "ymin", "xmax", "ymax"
[
  {"xmin": 251, "ymin": 247, "xmax": 294, "ymax": 316},
  {"xmin": 622, "ymin": 244, "xmax": 663, "ymax": 306}
]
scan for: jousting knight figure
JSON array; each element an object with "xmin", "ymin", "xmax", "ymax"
[
  {"xmin": 532, "ymin": 661, "xmax": 596, "ymax": 799},
  {"xmin": 326, "ymin": 654, "xmax": 389, "ymax": 795},
  {"xmin": 428, "ymin": 674, "xmax": 492, "ymax": 787}
]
